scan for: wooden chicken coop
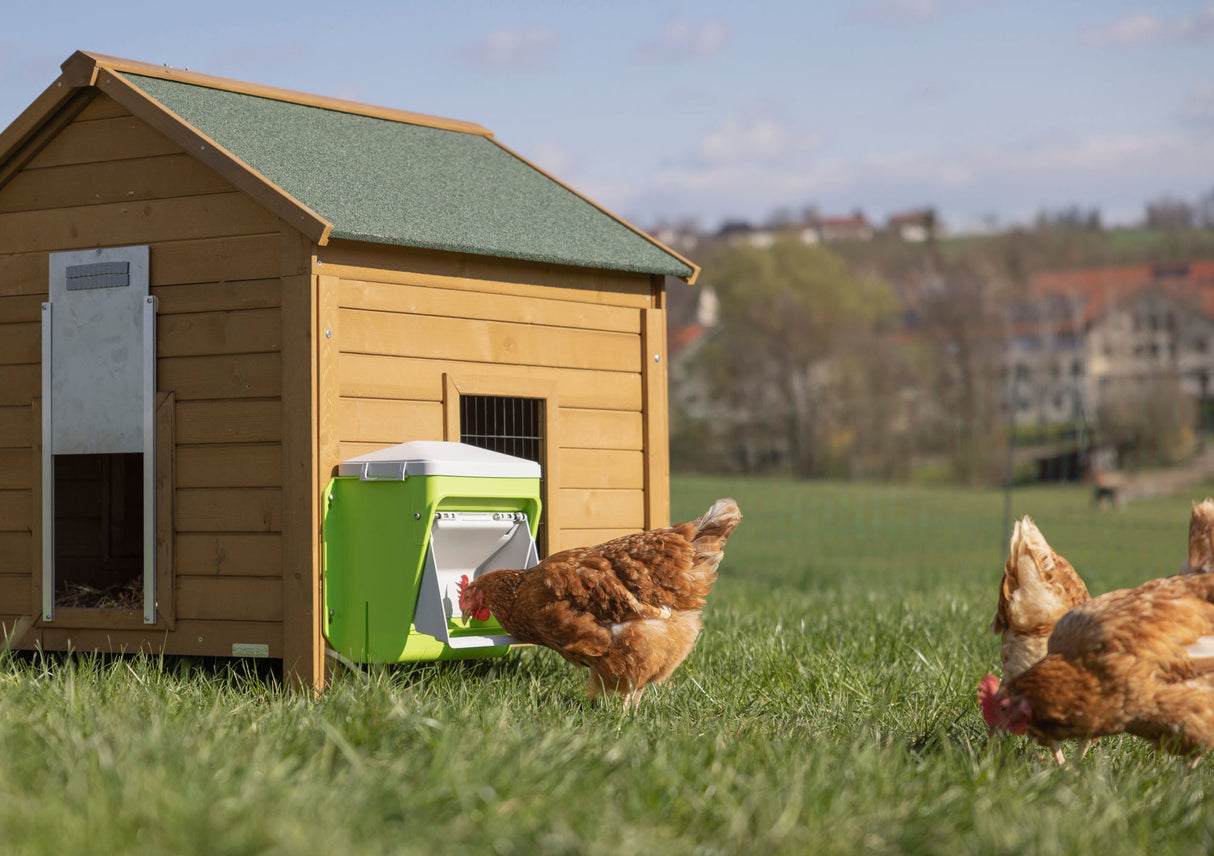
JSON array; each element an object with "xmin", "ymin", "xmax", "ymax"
[{"xmin": 0, "ymin": 51, "xmax": 697, "ymax": 689}]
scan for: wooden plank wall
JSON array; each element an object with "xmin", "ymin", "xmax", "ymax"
[
  {"xmin": 0, "ymin": 93, "xmax": 286, "ymax": 656},
  {"xmin": 317, "ymin": 245, "xmax": 665, "ymax": 552}
]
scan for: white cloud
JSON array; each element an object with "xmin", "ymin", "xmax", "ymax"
[
  {"xmin": 856, "ymin": 0, "xmax": 985, "ymax": 26},
  {"xmin": 640, "ymin": 19, "xmax": 731, "ymax": 59},
  {"xmin": 526, "ymin": 142, "xmax": 576, "ymax": 179},
  {"xmin": 1082, "ymin": 13, "xmax": 1165, "ymax": 46},
  {"xmin": 969, "ymin": 133, "xmax": 1189, "ymax": 173},
  {"xmin": 693, "ymin": 113, "xmax": 823, "ymax": 165},
  {"xmin": 453, "ymin": 27, "xmax": 560, "ymax": 72},
  {"xmin": 620, "ymin": 129, "xmax": 1214, "ymax": 230},
  {"xmin": 1083, "ymin": 4, "xmax": 1214, "ymax": 46}
]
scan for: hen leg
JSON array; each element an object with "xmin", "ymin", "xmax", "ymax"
[
  {"xmin": 584, "ymin": 671, "xmax": 608, "ymax": 702},
  {"xmin": 1076, "ymin": 738, "xmax": 1093, "ymax": 760},
  {"xmin": 623, "ymin": 685, "xmax": 645, "ymax": 710},
  {"xmin": 1050, "ymin": 742, "xmax": 1066, "ymax": 765}
]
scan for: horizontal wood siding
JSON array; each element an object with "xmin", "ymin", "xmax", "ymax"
[
  {"xmin": 0, "ymin": 447, "xmax": 30, "ymax": 490},
  {"xmin": 319, "ymin": 240, "xmax": 654, "ymax": 309},
  {"xmin": 338, "ymin": 353, "xmax": 640, "ymax": 412},
  {"xmin": 0, "ymin": 573, "xmax": 28, "ymax": 609},
  {"xmin": 38, "ymin": 620, "xmax": 283, "ymax": 657},
  {"xmin": 0, "ymin": 93, "xmax": 287, "ymax": 653},
  {"xmin": 330, "ymin": 263, "xmax": 654, "ymax": 552},
  {"xmin": 0, "ymin": 532, "xmax": 31, "ymax": 574},
  {"xmin": 176, "ymin": 533, "xmax": 282, "ymax": 577}
]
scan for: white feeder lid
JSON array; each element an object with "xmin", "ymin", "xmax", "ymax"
[{"xmin": 337, "ymin": 441, "xmax": 541, "ymax": 481}]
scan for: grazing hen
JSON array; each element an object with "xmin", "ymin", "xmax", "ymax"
[
  {"xmin": 990, "ymin": 516, "xmax": 1090, "ymax": 683},
  {"xmin": 1182, "ymin": 498, "xmax": 1214, "ymax": 574},
  {"xmin": 457, "ymin": 498, "xmax": 741, "ymax": 707},
  {"xmin": 980, "ymin": 573, "xmax": 1214, "ymax": 766}
]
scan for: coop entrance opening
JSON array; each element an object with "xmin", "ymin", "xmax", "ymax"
[
  {"xmin": 53, "ymin": 453, "xmax": 145, "ymax": 609},
  {"xmin": 42, "ymin": 246, "xmax": 157, "ymax": 624}
]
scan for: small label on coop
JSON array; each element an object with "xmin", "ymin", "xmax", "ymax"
[{"xmin": 232, "ymin": 643, "xmax": 270, "ymax": 658}]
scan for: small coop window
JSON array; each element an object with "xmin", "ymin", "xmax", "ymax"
[
  {"xmin": 460, "ymin": 395, "xmax": 547, "ymax": 552},
  {"xmin": 459, "ymin": 395, "xmax": 543, "ymax": 462}
]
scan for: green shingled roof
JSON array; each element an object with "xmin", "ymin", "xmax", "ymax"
[{"xmin": 123, "ymin": 74, "xmax": 693, "ymax": 279}]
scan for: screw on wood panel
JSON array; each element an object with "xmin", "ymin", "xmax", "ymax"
[
  {"xmin": 414, "ymin": 513, "xmax": 421, "ymax": 519},
  {"xmin": 325, "ymin": 329, "xmax": 332, "ymax": 338},
  {"xmin": 654, "ymin": 354, "xmax": 661, "ymax": 362}
]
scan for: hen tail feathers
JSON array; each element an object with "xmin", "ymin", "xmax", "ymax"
[
  {"xmin": 992, "ymin": 516, "xmax": 1088, "ymax": 637},
  {"xmin": 692, "ymin": 498, "xmax": 742, "ymax": 545},
  {"xmin": 1186, "ymin": 498, "xmax": 1214, "ymax": 574}
]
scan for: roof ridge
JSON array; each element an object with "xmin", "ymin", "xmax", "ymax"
[{"xmin": 65, "ymin": 50, "xmax": 494, "ymax": 138}]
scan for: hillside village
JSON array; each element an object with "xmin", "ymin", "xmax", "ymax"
[{"xmin": 657, "ymin": 206, "xmax": 1214, "ymax": 485}]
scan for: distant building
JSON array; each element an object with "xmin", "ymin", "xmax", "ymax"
[
  {"xmin": 715, "ymin": 220, "xmax": 779, "ymax": 248},
  {"xmin": 650, "ymin": 225, "xmax": 701, "ymax": 254},
  {"xmin": 1010, "ymin": 260, "xmax": 1214, "ymax": 426},
  {"xmin": 814, "ymin": 211, "xmax": 874, "ymax": 242},
  {"xmin": 886, "ymin": 209, "xmax": 937, "ymax": 243}
]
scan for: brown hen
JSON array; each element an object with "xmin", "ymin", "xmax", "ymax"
[
  {"xmin": 981, "ymin": 573, "xmax": 1214, "ymax": 766},
  {"xmin": 458, "ymin": 498, "xmax": 741, "ymax": 706}
]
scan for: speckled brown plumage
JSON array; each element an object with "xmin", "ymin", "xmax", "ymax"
[
  {"xmin": 463, "ymin": 498, "xmax": 741, "ymax": 706},
  {"xmin": 996, "ymin": 573, "xmax": 1214, "ymax": 762}
]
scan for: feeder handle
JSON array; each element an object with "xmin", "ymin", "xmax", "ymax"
[{"xmin": 359, "ymin": 462, "xmax": 407, "ymax": 481}]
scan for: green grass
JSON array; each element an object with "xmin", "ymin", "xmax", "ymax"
[{"xmin": 5, "ymin": 476, "xmax": 1214, "ymax": 854}]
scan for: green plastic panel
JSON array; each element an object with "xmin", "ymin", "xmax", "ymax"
[{"xmin": 321, "ymin": 473, "xmax": 540, "ymax": 663}]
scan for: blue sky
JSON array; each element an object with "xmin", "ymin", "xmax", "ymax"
[{"xmin": 1, "ymin": 1, "xmax": 1211, "ymax": 233}]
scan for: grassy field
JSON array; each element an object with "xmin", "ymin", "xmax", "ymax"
[{"xmin": 4, "ymin": 476, "xmax": 1214, "ymax": 855}]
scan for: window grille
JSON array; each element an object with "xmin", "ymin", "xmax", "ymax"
[
  {"xmin": 460, "ymin": 396, "xmax": 543, "ymax": 463},
  {"xmin": 460, "ymin": 395, "xmax": 546, "ymax": 552}
]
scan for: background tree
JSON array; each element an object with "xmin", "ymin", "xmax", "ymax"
[
  {"xmin": 914, "ymin": 252, "xmax": 1012, "ymax": 484},
  {"xmin": 689, "ymin": 237, "xmax": 898, "ymax": 476}
]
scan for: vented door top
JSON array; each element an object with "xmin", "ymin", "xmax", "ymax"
[{"xmin": 337, "ymin": 440, "xmax": 541, "ymax": 481}]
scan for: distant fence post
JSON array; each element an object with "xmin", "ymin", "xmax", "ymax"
[{"xmin": 1002, "ymin": 372, "xmax": 1017, "ymax": 564}]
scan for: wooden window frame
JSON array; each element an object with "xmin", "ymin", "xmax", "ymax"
[{"xmin": 442, "ymin": 373, "xmax": 559, "ymax": 554}]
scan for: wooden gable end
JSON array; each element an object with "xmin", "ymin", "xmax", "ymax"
[{"xmin": 0, "ymin": 90, "xmax": 318, "ymax": 679}]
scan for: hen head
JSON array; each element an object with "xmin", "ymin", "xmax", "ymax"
[
  {"xmin": 977, "ymin": 673, "xmax": 1030, "ymax": 735},
  {"xmin": 457, "ymin": 574, "xmax": 491, "ymax": 623}
]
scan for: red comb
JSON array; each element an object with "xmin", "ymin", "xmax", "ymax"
[
  {"xmin": 977, "ymin": 674, "xmax": 1001, "ymax": 731},
  {"xmin": 457, "ymin": 574, "xmax": 470, "ymax": 594}
]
